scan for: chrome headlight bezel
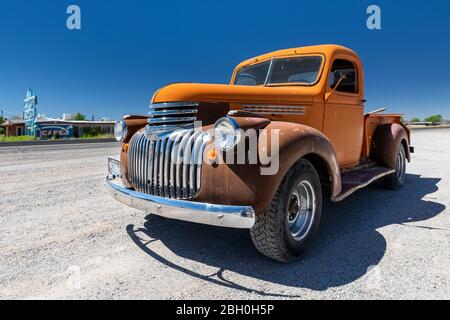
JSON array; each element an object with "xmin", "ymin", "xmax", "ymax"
[
  {"xmin": 213, "ymin": 117, "xmax": 241, "ymax": 151},
  {"xmin": 114, "ymin": 120, "xmax": 128, "ymax": 142}
]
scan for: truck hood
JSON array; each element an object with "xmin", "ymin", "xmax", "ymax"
[{"xmin": 152, "ymin": 83, "xmax": 321, "ymax": 105}]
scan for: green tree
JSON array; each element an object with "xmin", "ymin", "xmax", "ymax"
[
  {"xmin": 73, "ymin": 112, "xmax": 86, "ymax": 121},
  {"xmin": 424, "ymin": 114, "xmax": 443, "ymax": 123},
  {"xmin": 0, "ymin": 116, "xmax": 4, "ymax": 135},
  {"xmin": 411, "ymin": 117, "xmax": 421, "ymax": 123},
  {"xmin": 82, "ymin": 127, "xmax": 100, "ymax": 137}
]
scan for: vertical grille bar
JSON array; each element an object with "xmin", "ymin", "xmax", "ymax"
[
  {"xmin": 147, "ymin": 141, "xmax": 155, "ymax": 194},
  {"xmin": 196, "ymin": 134, "xmax": 209, "ymax": 192},
  {"xmin": 158, "ymin": 138, "xmax": 166, "ymax": 196},
  {"xmin": 190, "ymin": 132, "xmax": 204, "ymax": 197},
  {"xmin": 134, "ymin": 134, "xmax": 140, "ymax": 191},
  {"xmin": 170, "ymin": 134, "xmax": 182, "ymax": 198},
  {"xmin": 182, "ymin": 131, "xmax": 200, "ymax": 198},
  {"xmin": 153, "ymin": 139, "xmax": 161, "ymax": 196},
  {"xmin": 142, "ymin": 137, "xmax": 149, "ymax": 194},
  {"xmin": 138, "ymin": 134, "xmax": 145, "ymax": 191},
  {"xmin": 176, "ymin": 132, "xmax": 193, "ymax": 198},
  {"xmin": 128, "ymin": 135, "xmax": 135, "ymax": 184},
  {"xmin": 163, "ymin": 137, "xmax": 172, "ymax": 197}
]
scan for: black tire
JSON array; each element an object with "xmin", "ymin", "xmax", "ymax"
[
  {"xmin": 250, "ymin": 159, "xmax": 323, "ymax": 262},
  {"xmin": 383, "ymin": 143, "xmax": 407, "ymax": 190}
]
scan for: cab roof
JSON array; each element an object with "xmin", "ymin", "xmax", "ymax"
[{"xmin": 235, "ymin": 44, "xmax": 359, "ymax": 70}]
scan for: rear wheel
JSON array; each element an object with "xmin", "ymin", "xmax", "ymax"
[
  {"xmin": 383, "ymin": 143, "xmax": 407, "ymax": 190},
  {"xmin": 250, "ymin": 159, "xmax": 323, "ymax": 262}
]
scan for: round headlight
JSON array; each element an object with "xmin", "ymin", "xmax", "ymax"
[
  {"xmin": 114, "ymin": 121, "xmax": 128, "ymax": 142},
  {"xmin": 213, "ymin": 117, "xmax": 241, "ymax": 151}
]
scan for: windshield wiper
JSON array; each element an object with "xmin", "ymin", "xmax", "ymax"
[{"xmin": 263, "ymin": 58, "xmax": 275, "ymax": 86}]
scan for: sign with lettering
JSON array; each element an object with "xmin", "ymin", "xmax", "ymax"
[
  {"xmin": 24, "ymin": 88, "xmax": 38, "ymax": 136},
  {"xmin": 38, "ymin": 125, "xmax": 72, "ymax": 138}
]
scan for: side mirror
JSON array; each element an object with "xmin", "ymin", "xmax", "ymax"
[
  {"xmin": 325, "ymin": 69, "xmax": 357, "ymax": 101},
  {"xmin": 333, "ymin": 69, "xmax": 356, "ymax": 87}
]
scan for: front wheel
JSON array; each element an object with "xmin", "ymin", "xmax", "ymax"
[{"xmin": 250, "ymin": 159, "xmax": 323, "ymax": 262}]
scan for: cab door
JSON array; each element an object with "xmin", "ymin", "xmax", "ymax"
[{"xmin": 322, "ymin": 54, "xmax": 365, "ymax": 168}]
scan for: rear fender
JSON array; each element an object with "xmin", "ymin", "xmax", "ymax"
[{"xmin": 371, "ymin": 123, "xmax": 411, "ymax": 168}]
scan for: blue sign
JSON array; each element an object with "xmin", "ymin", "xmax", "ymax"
[
  {"xmin": 24, "ymin": 88, "xmax": 38, "ymax": 136},
  {"xmin": 36, "ymin": 124, "xmax": 73, "ymax": 138}
]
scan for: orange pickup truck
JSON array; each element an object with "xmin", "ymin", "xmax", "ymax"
[{"xmin": 107, "ymin": 44, "xmax": 413, "ymax": 262}]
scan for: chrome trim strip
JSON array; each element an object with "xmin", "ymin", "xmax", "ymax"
[
  {"xmin": 146, "ymin": 123, "xmax": 194, "ymax": 135},
  {"xmin": 106, "ymin": 176, "xmax": 255, "ymax": 229},
  {"xmin": 149, "ymin": 116, "xmax": 198, "ymax": 124},
  {"xmin": 147, "ymin": 102, "xmax": 199, "ymax": 135},
  {"xmin": 149, "ymin": 102, "xmax": 200, "ymax": 110},
  {"xmin": 149, "ymin": 109, "xmax": 198, "ymax": 117}
]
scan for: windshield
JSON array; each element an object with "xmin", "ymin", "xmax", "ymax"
[{"xmin": 234, "ymin": 56, "xmax": 323, "ymax": 86}]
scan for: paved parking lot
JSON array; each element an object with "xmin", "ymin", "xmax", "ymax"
[{"xmin": 0, "ymin": 129, "xmax": 449, "ymax": 299}]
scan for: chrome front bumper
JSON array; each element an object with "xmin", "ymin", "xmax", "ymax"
[{"xmin": 106, "ymin": 172, "xmax": 255, "ymax": 229}]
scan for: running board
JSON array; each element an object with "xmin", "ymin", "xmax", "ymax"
[{"xmin": 332, "ymin": 166, "xmax": 395, "ymax": 202}]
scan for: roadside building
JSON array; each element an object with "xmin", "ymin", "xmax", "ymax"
[
  {"xmin": 1, "ymin": 119, "xmax": 26, "ymax": 136},
  {"xmin": 1, "ymin": 118, "xmax": 115, "ymax": 138},
  {"xmin": 1, "ymin": 88, "xmax": 116, "ymax": 139}
]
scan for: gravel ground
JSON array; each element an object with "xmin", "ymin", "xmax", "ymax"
[{"xmin": 0, "ymin": 130, "xmax": 449, "ymax": 300}]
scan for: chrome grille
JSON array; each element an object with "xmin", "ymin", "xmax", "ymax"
[
  {"xmin": 128, "ymin": 129, "xmax": 210, "ymax": 199},
  {"xmin": 147, "ymin": 102, "xmax": 199, "ymax": 134}
]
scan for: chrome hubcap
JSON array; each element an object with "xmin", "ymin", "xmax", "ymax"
[{"xmin": 287, "ymin": 180, "xmax": 316, "ymax": 241}]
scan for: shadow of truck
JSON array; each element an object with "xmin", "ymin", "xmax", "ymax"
[{"xmin": 127, "ymin": 174, "xmax": 444, "ymax": 296}]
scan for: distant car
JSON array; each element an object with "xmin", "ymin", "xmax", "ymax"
[{"xmin": 107, "ymin": 45, "xmax": 413, "ymax": 262}]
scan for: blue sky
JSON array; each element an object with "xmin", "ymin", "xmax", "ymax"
[{"xmin": 0, "ymin": 0, "xmax": 449, "ymax": 120}]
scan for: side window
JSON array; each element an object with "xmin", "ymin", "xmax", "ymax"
[{"xmin": 329, "ymin": 59, "xmax": 358, "ymax": 94}]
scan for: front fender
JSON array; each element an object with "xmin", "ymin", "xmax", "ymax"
[
  {"xmin": 195, "ymin": 121, "xmax": 341, "ymax": 213},
  {"xmin": 120, "ymin": 115, "xmax": 149, "ymax": 188}
]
